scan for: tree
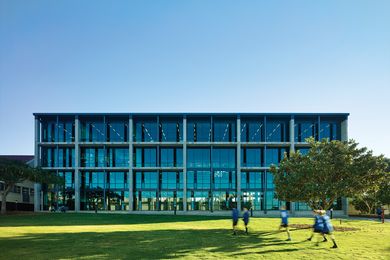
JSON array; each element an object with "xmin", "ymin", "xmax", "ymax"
[
  {"xmin": 351, "ymin": 157, "xmax": 390, "ymax": 214},
  {"xmin": 377, "ymin": 158, "xmax": 390, "ymax": 209},
  {"xmin": 270, "ymin": 138, "xmax": 388, "ymax": 210},
  {"xmin": 0, "ymin": 158, "xmax": 62, "ymax": 214}
]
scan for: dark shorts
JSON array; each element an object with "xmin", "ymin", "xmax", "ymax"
[
  {"xmin": 233, "ymin": 220, "xmax": 238, "ymax": 226},
  {"xmin": 314, "ymin": 229, "xmax": 322, "ymax": 233},
  {"xmin": 280, "ymin": 224, "xmax": 288, "ymax": 228},
  {"xmin": 243, "ymin": 220, "xmax": 249, "ymax": 226}
]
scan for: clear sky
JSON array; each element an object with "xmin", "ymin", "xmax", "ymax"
[{"xmin": 0, "ymin": 1, "xmax": 389, "ymax": 157}]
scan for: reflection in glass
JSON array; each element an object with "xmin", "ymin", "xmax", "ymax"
[
  {"xmin": 186, "ymin": 191, "xmax": 210, "ymax": 211},
  {"xmin": 265, "ymin": 148, "xmax": 288, "ymax": 166},
  {"xmin": 159, "ymin": 118, "xmax": 182, "ymax": 142},
  {"xmin": 320, "ymin": 121, "xmax": 339, "ymax": 141},
  {"xmin": 294, "ymin": 120, "xmax": 318, "ymax": 142},
  {"xmin": 135, "ymin": 148, "xmax": 157, "ymax": 167},
  {"xmin": 241, "ymin": 120, "xmax": 264, "ymax": 142},
  {"xmin": 187, "ymin": 148, "xmax": 210, "ymax": 168},
  {"xmin": 80, "ymin": 148, "xmax": 105, "ymax": 167},
  {"xmin": 241, "ymin": 148, "xmax": 262, "ymax": 167},
  {"xmin": 80, "ymin": 118, "xmax": 105, "ymax": 142},
  {"xmin": 213, "ymin": 170, "xmax": 236, "ymax": 189},
  {"xmin": 266, "ymin": 119, "xmax": 289, "ymax": 142},
  {"xmin": 213, "ymin": 119, "xmax": 236, "ymax": 142},
  {"xmin": 134, "ymin": 118, "xmax": 157, "ymax": 142},
  {"xmin": 241, "ymin": 172, "xmax": 262, "ymax": 189},
  {"xmin": 212, "ymin": 148, "xmax": 236, "ymax": 168},
  {"xmin": 160, "ymin": 148, "xmax": 183, "ymax": 167},
  {"xmin": 107, "ymin": 148, "xmax": 129, "ymax": 167},
  {"xmin": 107, "ymin": 119, "xmax": 128, "ymax": 142},
  {"xmin": 187, "ymin": 118, "xmax": 211, "ymax": 142}
]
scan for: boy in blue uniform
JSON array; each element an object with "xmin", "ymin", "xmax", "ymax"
[
  {"xmin": 320, "ymin": 210, "xmax": 338, "ymax": 248},
  {"xmin": 279, "ymin": 206, "xmax": 291, "ymax": 241},
  {"xmin": 307, "ymin": 209, "xmax": 326, "ymax": 244},
  {"xmin": 242, "ymin": 207, "xmax": 250, "ymax": 234},
  {"xmin": 232, "ymin": 206, "xmax": 239, "ymax": 235}
]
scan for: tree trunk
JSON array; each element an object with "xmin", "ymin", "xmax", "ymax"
[
  {"xmin": 1, "ymin": 192, "xmax": 7, "ymax": 215},
  {"xmin": 1, "ymin": 186, "xmax": 12, "ymax": 215}
]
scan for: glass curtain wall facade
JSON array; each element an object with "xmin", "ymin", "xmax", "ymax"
[{"xmin": 34, "ymin": 113, "xmax": 348, "ymax": 213}]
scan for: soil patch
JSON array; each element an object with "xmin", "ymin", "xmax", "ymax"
[{"xmin": 290, "ymin": 224, "xmax": 359, "ymax": 232}]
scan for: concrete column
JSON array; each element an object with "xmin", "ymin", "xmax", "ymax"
[
  {"xmin": 341, "ymin": 118, "xmax": 349, "ymax": 215},
  {"xmin": 341, "ymin": 118, "xmax": 348, "ymax": 142},
  {"xmin": 183, "ymin": 116, "xmax": 187, "ymax": 211},
  {"xmin": 74, "ymin": 116, "xmax": 80, "ymax": 212},
  {"xmin": 34, "ymin": 117, "xmax": 41, "ymax": 212},
  {"xmin": 129, "ymin": 116, "xmax": 134, "ymax": 211},
  {"xmin": 289, "ymin": 116, "xmax": 295, "ymax": 214},
  {"xmin": 236, "ymin": 116, "xmax": 241, "ymax": 210}
]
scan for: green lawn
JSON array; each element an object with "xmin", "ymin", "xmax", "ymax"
[{"xmin": 0, "ymin": 213, "xmax": 389, "ymax": 259}]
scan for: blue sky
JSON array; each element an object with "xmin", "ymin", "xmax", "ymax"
[{"xmin": 0, "ymin": 1, "xmax": 389, "ymax": 156}]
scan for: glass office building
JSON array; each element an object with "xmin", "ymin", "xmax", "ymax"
[{"xmin": 33, "ymin": 113, "xmax": 349, "ymax": 214}]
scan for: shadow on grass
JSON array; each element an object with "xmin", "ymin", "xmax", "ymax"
[
  {"xmin": 0, "ymin": 229, "xmax": 302, "ymax": 259},
  {"xmin": 0, "ymin": 213, "xmax": 230, "ymax": 227}
]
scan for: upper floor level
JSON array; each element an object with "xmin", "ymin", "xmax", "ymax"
[{"xmin": 34, "ymin": 113, "xmax": 349, "ymax": 144}]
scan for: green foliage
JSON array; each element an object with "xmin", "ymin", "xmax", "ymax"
[
  {"xmin": 0, "ymin": 158, "xmax": 63, "ymax": 214},
  {"xmin": 270, "ymin": 138, "xmax": 388, "ymax": 210}
]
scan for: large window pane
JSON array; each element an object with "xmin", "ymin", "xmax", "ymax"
[
  {"xmin": 58, "ymin": 118, "xmax": 75, "ymax": 142},
  {"xmin": 135, "ymin": 148, "xmax": 157, "ymax": 167},
  {"xmin": 108, "ymin": 172, "xmax": 127, "ymax": 189},
  {"xmin": 134, "ymin": 118, "xmax": 157, "ymax": 142},
  {"xmin": 319, "ymin": 120, "xmax": 340, "ymax": 141},
  {"xmin": 212, "ymin": 148, "xmax": 236, "ymax": 168},
  {"xmin": 41, "ymin": 118, "xmax": 58, "ymax": 142},
  {"xmin": 107, "ymin": 118, "xmax": 128, "ymax": 142},
  {"xmin": 161, "ymin": 171, "xmax": 178, "ymax": 189},
  {"xmin": 213, "ymin": 170, "xmax": 236, "ymax": 189},
  {"xmin": 266, "ymin": 171, "xmax": 275, "ymax": 189},
  {"xmin": 187, "ymin": 191, "xmax": 210, "ymax": 211},
  {"xmin": 265, "ymin": 147, "xmax": 288, "ymax": 166},
  {"xmin": 187, "ymin": 148, "xmax": 210, "ymax": 168},
  {"xmin": 187, "ymin": 118, "xmax": 211, "ymax": 142},
  {"xmin": 134, "ymin": 171, "xmax": 158, "ymax": 189},
  {"xmin": 265, "ymin": 190, "xmax": 280, "ymax": 210},
  {"xmin": 107, "ymin": 148, "xmax": 129, "ymax": 167},
  {"xmin": 242, "ymin": 191, "xmax": 263, "ymax": 210},
  {"xmin": 135, "ymin": 191, "xmax": 158, "ymax": 211},
  {"xmin": 212, "ymin": 191, "xmax": 236, "ymax": 210},
  {"xmin": 266, "ymin": 119, "xmax": 289, "ymax": 142},
  {"xmin": 57, "ymin": 148, "xmax": 75, "ymax": 167},
  {"xmin": 80, "ymin": 148, "xmax": 105, "ymax": 167},
  {"xmin": 213, "ymin": 118, "xmax": 236, "ymax": 142},
  {"xmin": 241, "ymin": 172, "xmax": 262, "ymax": 189},
  {"xmin": 160, "ymin": 148, "xmax": 183, "ymax": 167},
  {"xmin": 160, "ymin": 118, "xmax": 182, "ymax": 142},
  {"xmin": 241, "ymin": 148, "xmax": 262, "ymax": 167},
  {"xmin": 80, "ymin": 118, "xmax": 105, "ymax": 142},
  {"xmin": 241, "ymin": 119, "xmax": 264, "ymax": 142},
  {"xmin": 294, "ymin": 119, "xmax": 318, "ymax": 142}
]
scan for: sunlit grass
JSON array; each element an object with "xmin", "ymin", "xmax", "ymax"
[{"xmin": 0, "ymin": 213, "xmax": 389, "ymax": 259}]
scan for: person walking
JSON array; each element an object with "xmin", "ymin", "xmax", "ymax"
[
  {"xmin": 307, "ymin": 210, "xmax": 326, "ymax": 244},
  {"xmin": 232, "ymin": 205, "xmax": 239, "ymax": 235},
  {"xmin": 242, "ymin": 207, "xmax": 250, "ymax": 235},
  {"xmin": 320, "ymin": 210, "xmax": 338, "ymax": 248},
  {"xmin": 279, "ymin": 206, "xmax": 291, "ymax": 241}
]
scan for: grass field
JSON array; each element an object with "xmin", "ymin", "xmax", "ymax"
[{"xmin": 0, "ymin": 213, "xmax": 389, "ymax": 259}]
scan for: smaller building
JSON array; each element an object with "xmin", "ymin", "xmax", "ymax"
[{"xmin": 0, "ymin": 155, "xmax": 35, "ymax": 211}]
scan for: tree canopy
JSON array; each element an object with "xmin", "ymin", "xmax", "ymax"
[
  {"xmin": 0, "ymin": 158, "xmax": 62, "ymax": 214},
  {"xmin": 270, "ymin": 138, "xmax": 388, "ymax": 210}
]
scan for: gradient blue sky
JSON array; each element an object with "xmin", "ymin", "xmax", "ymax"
[{"xmin": 0, "ymin": 1, "xmax": 389, "ymax": 156}]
